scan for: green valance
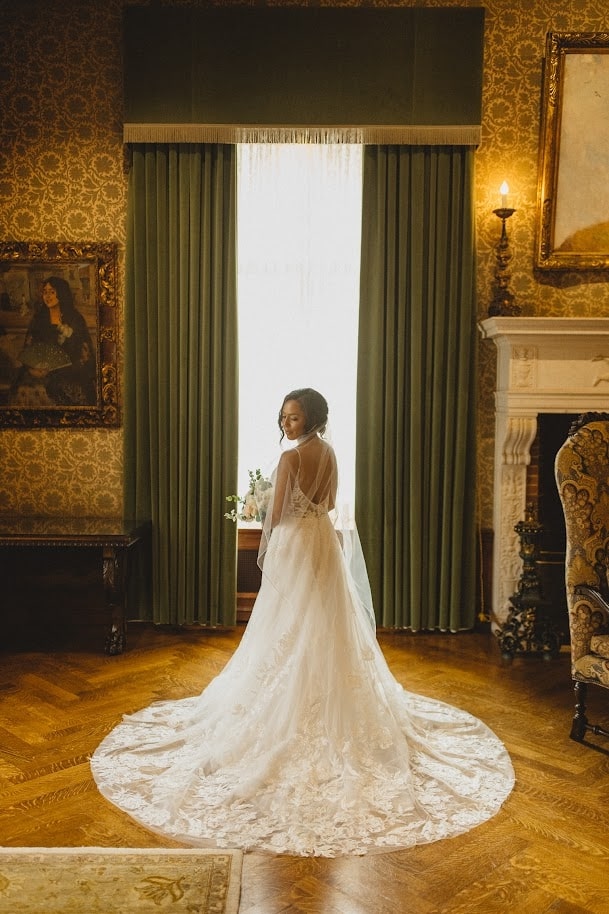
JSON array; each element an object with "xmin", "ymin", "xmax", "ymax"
[{"xmin": 123, "ymin": 7, "xmax": 485, "ymax": 145}]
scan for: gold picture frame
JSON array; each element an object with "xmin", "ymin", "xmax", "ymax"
[
  {"xmin": 536, "ymin": 32, "xmax": 609, "ymax": 270},
  {"xmin": 0, "ymin": 241, "xmax": 119, "ymax": 427}
]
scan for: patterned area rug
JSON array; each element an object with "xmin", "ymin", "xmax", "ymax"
[{"xmin": 0, "ymin": 847, "xmax": 242, "ymax": 914}]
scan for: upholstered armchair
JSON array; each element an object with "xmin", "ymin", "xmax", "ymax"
[{"xmin": 555, "ymin": 414, "xmax": 609, "ymax": 742}]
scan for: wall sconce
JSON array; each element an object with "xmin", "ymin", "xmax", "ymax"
[{"xmin": 488, "ymin": 182, "xmax": 521, "ymax": 317}]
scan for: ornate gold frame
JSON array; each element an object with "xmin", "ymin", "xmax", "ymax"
[
  {"xmin": 536, "ymin": 32, "xmax": 609, "ymax": 270},
  {"xmin": 0, "ymin": 241, "xmax": 119, "ymax": 427}
]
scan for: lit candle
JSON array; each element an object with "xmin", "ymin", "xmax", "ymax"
[{"xmin": 500, "ymin": 181, "xmax": 509, "ymax": 208}]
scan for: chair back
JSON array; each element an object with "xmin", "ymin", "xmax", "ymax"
[{"xmin": 555, "ymin": 417, "xmax": 609, "ymax": 669}]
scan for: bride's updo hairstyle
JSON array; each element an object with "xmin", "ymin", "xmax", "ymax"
[{"xmin": 278, "ymin": 388, "xmax": 329, "ymax": 441}]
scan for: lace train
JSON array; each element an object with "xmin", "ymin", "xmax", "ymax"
[{"xmin": 91, "ymin": 508, "xmax": 514, "ymax": 857}]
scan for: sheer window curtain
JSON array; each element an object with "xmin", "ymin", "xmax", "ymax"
[
  {"xmin": 124, "ymin": 143, "xmax": 238, "ymax": 626},
  {"xmin": 237, "ymin": 144, "xmax": 362, "ymax": 512},
  {"xmin": 356, "ymin": 145, "xmax": 478, "ymax": 631}
]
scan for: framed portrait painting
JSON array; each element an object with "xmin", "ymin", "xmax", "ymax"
[
  {"xmin": 0, "ymin": 241, "xmax": 119, "ymax": 427},
  {"xmin": 536, "ymin": 32, "xmax": 609, "ymax": 270}
]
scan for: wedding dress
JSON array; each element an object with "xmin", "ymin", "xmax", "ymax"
[{"xmin": 91, "ymin": 435, "xmax": 514, "ymax": 857}]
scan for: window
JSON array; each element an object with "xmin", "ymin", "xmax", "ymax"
[{"xmin": 237, "ymin": 144, "xmax": 362, "ymax": 515}]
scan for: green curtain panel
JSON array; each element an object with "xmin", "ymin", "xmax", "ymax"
[
  {"xmin": 124, "ymin": 143, "xmax": 238, "ymax": 626},
  {"xmin": 356, "ymin": 145, "xmax": 477, "ymax": 631}
]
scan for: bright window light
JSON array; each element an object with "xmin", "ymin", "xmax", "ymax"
[{"xmin": 237, "ymin": 144, "xmax": 362, "ymax": 517}]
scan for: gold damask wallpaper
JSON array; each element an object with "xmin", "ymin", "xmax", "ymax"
[
  {"xmin": 1, "ymin": 0, "xmax": 609, "ymax": 525},
  {"xmin": 0, "ymin": 0, "xmax": 125, "ymax": 516}
]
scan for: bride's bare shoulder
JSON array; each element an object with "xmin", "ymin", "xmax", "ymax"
[{"xmin": 279, "ymin": 448, "xmax": 299, "ymax": 471}]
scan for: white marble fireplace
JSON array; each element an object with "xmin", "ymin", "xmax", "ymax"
[{"xmin": 479, "ymin": 316, "xmax": 609, "ymax": 625}]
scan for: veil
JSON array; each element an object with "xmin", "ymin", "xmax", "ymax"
[{"xmin": 255, "ymin": 425, "xmax": 376, "ymax": 631}]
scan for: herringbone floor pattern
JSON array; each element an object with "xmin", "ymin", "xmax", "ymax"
[{"xmin": 1, "ymin": 622, "xmax": 608, "ymax": 913}]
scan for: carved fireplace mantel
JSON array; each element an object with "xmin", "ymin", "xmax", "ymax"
[{"xmin": 479, "ymin": 316, "xmax": 609, "ymax": 625}]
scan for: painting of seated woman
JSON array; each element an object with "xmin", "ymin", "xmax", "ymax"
[
  {"xmin": 8, "ymin": 276, "xmax": 97, "ymax": 407},
  {"xmin": 0, "ymin": 241, "xmax": 118, "ymax": 427}
]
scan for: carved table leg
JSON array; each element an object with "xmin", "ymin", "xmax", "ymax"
[{"xmin": 102, "ymin": 545, "xmax": 127, "ymax": 655}]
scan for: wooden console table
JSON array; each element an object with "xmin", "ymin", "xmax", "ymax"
[
  {"xmin": 0, "ymin": 516, "xmax": 151, "ymax": 654},
  {"xmin": 237, "ymin": 527, "xmax": 262, "ymax": 622}
]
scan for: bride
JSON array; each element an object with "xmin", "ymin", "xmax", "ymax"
[{"xmin": 91, "ymin": 388, "xmax": 514, "ymax": 857}]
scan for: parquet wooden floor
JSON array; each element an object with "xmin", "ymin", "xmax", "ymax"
[{"xmin": 1, "ymin": 621, "xmax": 608, "ymax": 913}]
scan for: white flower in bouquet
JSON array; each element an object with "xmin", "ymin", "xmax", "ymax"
[
  {"xmin": 253, "ymin": 475, "xmax": 273, "ymax": 518},
  {"xmin": 225, "ymin": 468, "xmax": 272, "ymax": 523},
  {"xmin": 241, "ymin": 492, "xmax": 258, "ymax": 521}
]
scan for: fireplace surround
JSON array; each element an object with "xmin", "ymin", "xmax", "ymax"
[{"xmin": 479, "ymin": 316, "xmax": 609, "ymax": 626}]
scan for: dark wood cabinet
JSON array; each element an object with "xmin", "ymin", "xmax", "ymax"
[{"xmin": 0, "ymin": 516, "xmax": 151, "ymax": 653}]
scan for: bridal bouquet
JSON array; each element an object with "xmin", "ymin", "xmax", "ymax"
[{"xmin": 225, "ymin": 468, "xmax": 272, "ymax": 523}]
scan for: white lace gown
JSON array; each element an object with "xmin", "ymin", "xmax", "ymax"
[{"xmin": 91, "ymin": 486, "xmax": 514, "ymax": 857}]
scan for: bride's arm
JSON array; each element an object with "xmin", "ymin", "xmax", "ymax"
[
  {"xmin": 271, "ymin": 451, "xmax": 296, "ymax": 527},
  {"xmin": 328, "ymin": 447, "xmax": 338, "ymax": 511}
]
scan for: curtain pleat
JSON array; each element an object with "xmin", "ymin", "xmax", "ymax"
[
  {"xmin": 357, "ymin": 145, "xmax": 477, "ymax": 631},
  {"xmin": 124, "ymin": 144, "xmax": 238, "ymax": 626}
]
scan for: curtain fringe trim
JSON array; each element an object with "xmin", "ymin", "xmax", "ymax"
[{"xmin": 123, "ymin": 124, "xmax": 481, "ymax": 146}]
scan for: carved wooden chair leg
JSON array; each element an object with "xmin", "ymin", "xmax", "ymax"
[{"xmin": 570, "ymin": 681, "xmax": 588, "ymax": 741}]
